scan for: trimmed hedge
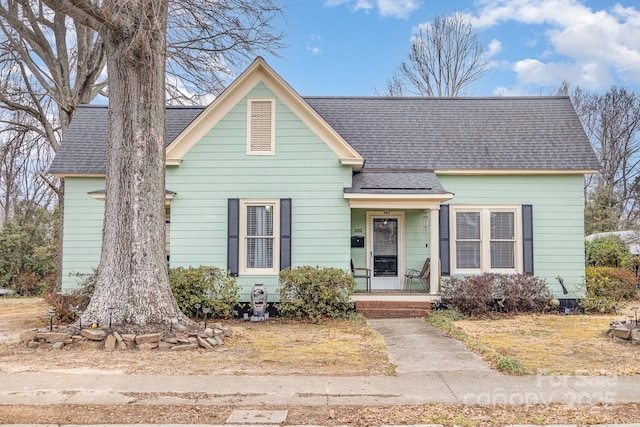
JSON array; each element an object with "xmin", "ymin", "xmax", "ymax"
[
  {"xmin": 168, "ymin": 266, "xmax": 240, "ymax": 319},
  {"xmin": 278, "ymin": 266, "xmax": 355, "ymax": 323},
  {"xmin": 441, "ymin": 273, "xmax": 552, "ymax": 317}
]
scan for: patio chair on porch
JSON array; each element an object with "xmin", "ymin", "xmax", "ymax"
[
  {"xmin": 403, "ymin": 258, "xmax": 430, "ymax": 293},
  {"xmin": 351, "ymin": 259, "xmax": 371, "ymax": 293}
]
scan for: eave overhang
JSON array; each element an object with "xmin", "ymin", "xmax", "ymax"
[{"xmin": 344, "ymin": 192, "xmax": 454, "ymax": 209}]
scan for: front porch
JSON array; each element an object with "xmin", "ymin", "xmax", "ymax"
[{"xmin": 352, "ymin": 292, "xmax": 440, "ymax": 318}]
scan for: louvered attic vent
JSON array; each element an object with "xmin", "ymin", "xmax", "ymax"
[{"xmin": 248, "ymin": 99, "xmax": 274, "ymax": 154}]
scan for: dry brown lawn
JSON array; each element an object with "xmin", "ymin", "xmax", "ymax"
[
  {"xmin": 0, "ymin": 297, "xmax": 392, "ymax": 376},
  {"xmin": 454, "ymin": 301, "xmax": 640, "ymax": 375}
]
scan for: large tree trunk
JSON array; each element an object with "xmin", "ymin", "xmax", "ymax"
[{"xmin": 80, "ymin": 0, "xmax": 186, "ymax": 328}]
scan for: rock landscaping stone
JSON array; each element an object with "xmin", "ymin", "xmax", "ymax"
[
  {"xmin": 135, "ymin": 333, "xmax": 161, "ymax": 344},
  {"xmin": 137, "ymin": 342, "xmax": 159, "ymax": 350},
  {"xmin": 170, "ymin": 343, "xmax": 199, "ymax": 351},
  {"xmin": 36, "ymin": 332, "xmax": 73, "ymax": 343},
  {"xmin": 104, "ymin": 334, "xmax": 117, "ymax": 351},
  {"xmin": 81, "ymin": 329, "xmax": 106, "ymax": 341},
  {"xmin": 158, "ymin": 341, "xmax": 174, "ymax": 350},
  {"xmin": 196, "ymin": 336, "xmax": 213, "ymax": 350},
  {"xmin": 19, "ymin": 320, "xmax": 229, "ymax": 352},
  {"xmin": 608, "ymin": 320, "xmax": 639, "ymax": 342},
  {"xmin": 121, "ymin": 333, "xmax": 136, "ymax": 342},
  {"xmin": 19, "ymin": 330, "xmax": 37, "ymax": 342},
  {"xmin": 112, "ymin": 331, "xmax": 124, "ymax": 345}
]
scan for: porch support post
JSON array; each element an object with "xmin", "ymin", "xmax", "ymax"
[{"xmin": 429, "ymin": 207, "xmax": 440, "ymax": 295}]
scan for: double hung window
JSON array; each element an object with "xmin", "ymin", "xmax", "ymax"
[
  {"xmin": 452, "ymin": 206, "xmax": 521, "ymax": 273},
  {"xmin": 239, "ymin": 200, "xmax": 279, "ymax": 274}
]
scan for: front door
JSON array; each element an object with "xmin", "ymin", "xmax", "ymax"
[{"xmin": 370, "ymin": 216, "xmax": 402, "ymax": 290}]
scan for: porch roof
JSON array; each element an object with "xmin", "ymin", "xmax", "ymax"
[
  {"xmin": 344, "ymin": 170, "xmax": 453, "ymax": 209},
  {"xmin": 345, "ymin": 170, "xmax": 449, "ymax": 194}
]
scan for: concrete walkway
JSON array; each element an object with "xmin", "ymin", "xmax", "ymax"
[{"xmin": 0, "ymin": 318, "xmax": 638, "ymax": 408}]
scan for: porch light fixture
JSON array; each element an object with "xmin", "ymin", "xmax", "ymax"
[
  {"xmin": 423, "ymin": 210, "xmax": 429, "ymax": 234},
  {"xmin": 383, "ymin": 209, "xmax": 390, "ymax": 215}
]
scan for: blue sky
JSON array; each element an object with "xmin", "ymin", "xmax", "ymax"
[{"xmin": 261, "ymin": 0, "xmax": 640, "ymax": 96}]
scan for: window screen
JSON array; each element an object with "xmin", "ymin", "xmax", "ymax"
[
  {"xmin": 490, "ymin": 212, "xmax": 515, "ymax": 268},
  {"xmin": 456, "ymin": 212, "xmax": 481, "ymax": 268},
  {"xmin": 245, "ymin": 205, "xmax": 274, "ymax": 269}
]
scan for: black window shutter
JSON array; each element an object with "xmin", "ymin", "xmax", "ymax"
[
  {"xmin": 280, "ymin": 198, "xmax": 292, "ymax": 270},
  {"xmin": 522, "ymin": 204, "xmax": 534, "ymax": 275},
  {"xmin": 439, "ymin": 205, "xmax": 450, "ymax": 276},
  {"xmin": 227, "ymin": 199, "xmax": 240, "ymax": 277}
]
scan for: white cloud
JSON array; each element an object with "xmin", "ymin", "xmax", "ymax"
[
  {"xmin": 487, "ymin": 38, "xmax": 501, "ymax": 56},
  {"xmin": 469, "ymin": 0, "xmax": 640, "ymax": 92},
  {"xmin": 354, "ymin": 0, "xmax": 374, "ymax": 13},
  {"xmin": 306, "ymin": 34, "xmax": 323, "ymax": 55},
  {"xmin": 378, "ymin": 0, "xmax": 420, "ymax": 18},
  {"xmin": 325, "ymin": 0, "xmax": 419, "ymax": 18}
]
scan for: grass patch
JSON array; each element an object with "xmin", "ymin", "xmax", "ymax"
[
  {"xmin": 426, "ymin": 310, "xmax": 529, "ymax": 375},
  {"xmin": 449, "ymin": 300, "xmax": 640, "ymax": 375}
]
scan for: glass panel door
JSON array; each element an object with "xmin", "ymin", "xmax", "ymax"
[{"xmin": 371, "ymin": 217, "xmax": 401, "ymax": 290}]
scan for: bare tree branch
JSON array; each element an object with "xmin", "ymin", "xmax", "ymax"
[{"xmin": 393, "ymin": 14, "xmax": 490, "ymax": 97}]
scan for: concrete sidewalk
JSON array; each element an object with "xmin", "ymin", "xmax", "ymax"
[{"xmin": 0, "ymin": 319, "xmax": 638, "ymax": 407}]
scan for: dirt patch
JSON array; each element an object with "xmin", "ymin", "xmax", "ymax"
[{"xmin": 1, "ymin": 403, "xmax": 640, "ymax": 426}]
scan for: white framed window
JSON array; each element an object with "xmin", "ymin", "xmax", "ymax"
[
  {"xmin": 239, "ymin": 199, "xmax": 280, "ymax": 274},
  {"xmin": 247, "ymin": 99, "xmax": 275, "ymax": 155},
  {"xmin": 451, "ymin": 206, "xmax": 522, "ymax": 274}
]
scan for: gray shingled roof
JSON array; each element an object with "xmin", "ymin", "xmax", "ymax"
[
  {"xmin": 346, "ymin": 170, "xmax": 449, "ymax": 194},
  {"xmin": 49, "ymin": 96, "xmax": 599, "ymax": 175},
  {"xmin": 305, "ymin": 96, "xmax": 599, "ymax": 171},
  {"xmin": 48, "ymin": 105, "xmax": 204, "ymax": 174}
]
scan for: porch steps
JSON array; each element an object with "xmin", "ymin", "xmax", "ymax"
[{"xmin": 355, "ymin": 300, "xmax": 432, "ymax": 318}]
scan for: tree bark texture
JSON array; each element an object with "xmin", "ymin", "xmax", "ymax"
[{"xmin": 80, "ymin": 0, "xmax": 184, "ymax": 327}]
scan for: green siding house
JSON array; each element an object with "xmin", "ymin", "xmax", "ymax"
[{"xmin": 49, "ymin": 57, "xmax": 599, "ymax": 302}]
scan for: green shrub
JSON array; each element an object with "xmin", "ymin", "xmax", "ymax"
[
  {"xmin": 585, "ymin": 235, "xmax": 631, "ymax": 268},
  {"xmin": 0, "ymin": 204, "xmax": 59, "ymax": 296},
  {"xmin": 579, "ymin": 266, "xmax": 639, "ymax": 313},
  {"xmin": 442, "ymin": 273, "xmax": 551, "ymax": 317},
  {"xmin": 168, "ymin": 266, "xmax": 240, "ymax": 319},
  {"xmin": 496, "ymin": 356, "xmax": 527, "ymax": 375},
  {"xmin": 278, "ymin": 265, "xmax": 355, "ymax": 323}
]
